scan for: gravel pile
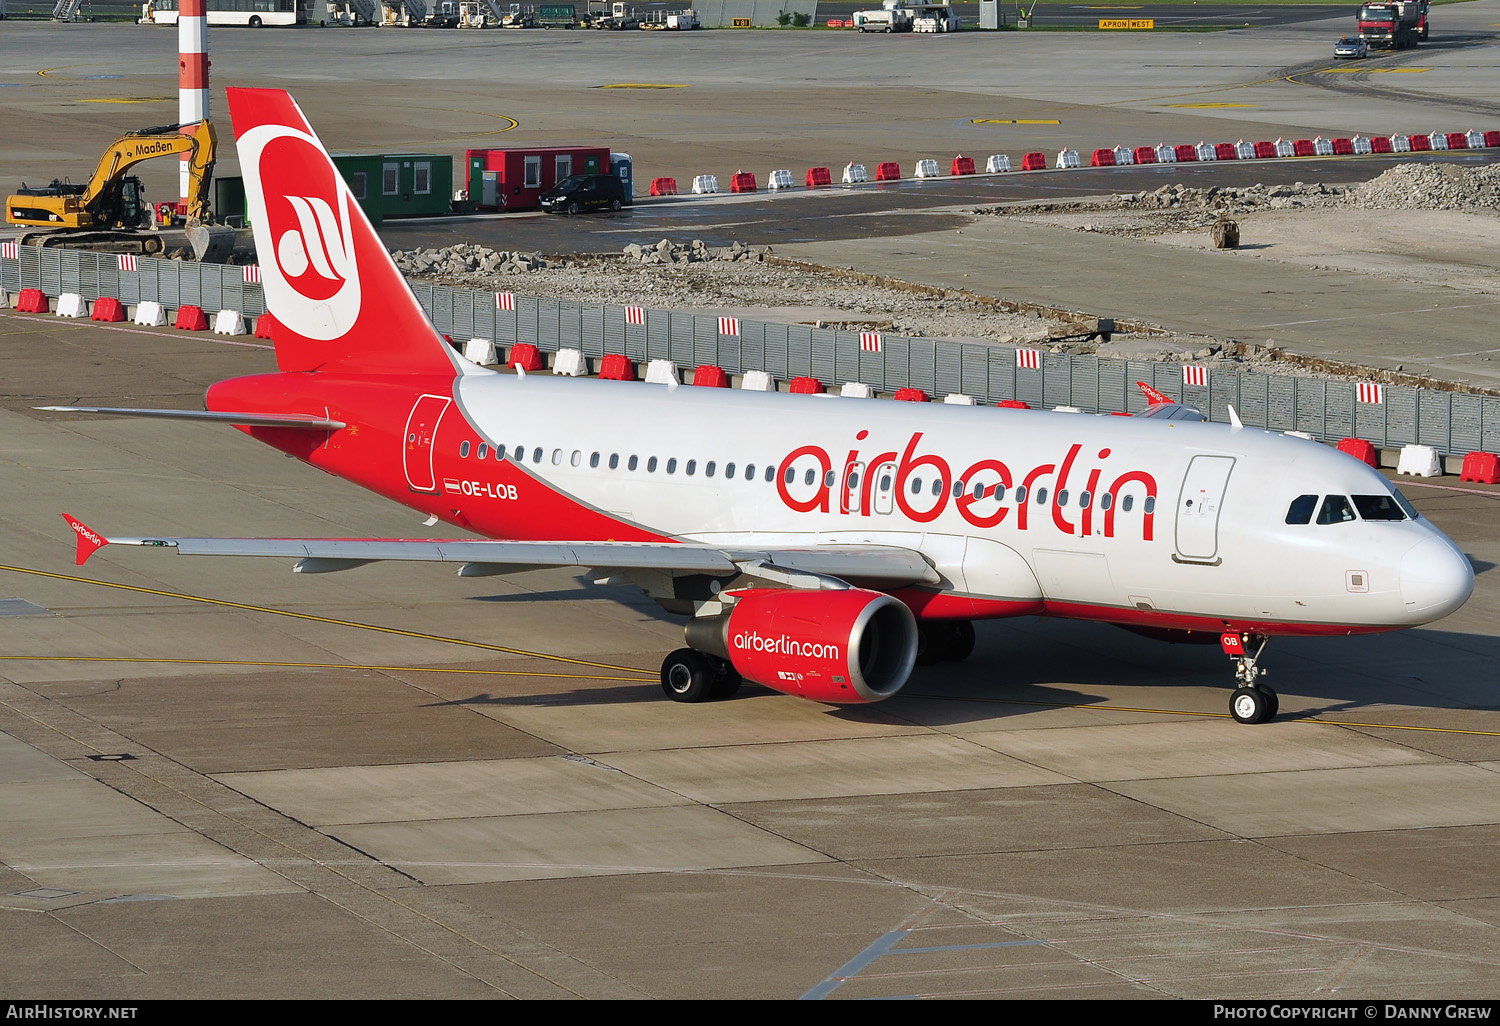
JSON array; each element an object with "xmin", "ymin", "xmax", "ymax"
[
  {"xmin": 390, "ymin": 240, "xmax": 1071, "ymax": 346},
  {"xmin": 1350, "ymin": 162, "xmax": 1500, "ymax": 210}
]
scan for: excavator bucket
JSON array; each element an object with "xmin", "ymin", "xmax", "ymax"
[{"xmin": 186, "ymin": 224, "xmax": 237, "ymax": 263}]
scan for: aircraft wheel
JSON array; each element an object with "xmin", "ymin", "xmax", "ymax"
[
  {"xmin": 916, "ymin": 621, "xmax": 967, "ymax": 665},
  {"xmin": 1229, "ymin": 686, "xmax": 1271, "ymax": 724},
  {"xmin": 947, "ymin": 621, "xmax": 975, "ymax": 662},
  {"xmin": 661, "ymin": 648, "xmax": 714, "ymax": 703},
  {"xmin": 1258, "ymin": 684, "xmax": 1279, "ymax": 719},
  {"xmin": 710, "ymin": 660, "xmax": 742, "ymax": 700}
]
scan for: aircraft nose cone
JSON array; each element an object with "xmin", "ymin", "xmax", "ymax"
[{"xmin": 1400, "ymin": 535, "xmax": 1474, "ymax": 623}]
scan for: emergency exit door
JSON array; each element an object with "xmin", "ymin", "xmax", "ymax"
[
  {"xmin": 1175, "ymin": 455, "xmax": 1235, "ymax": 562},
  {"xmin": 403, "ymin": 394, "xmax": 451, "ymax": 493}
]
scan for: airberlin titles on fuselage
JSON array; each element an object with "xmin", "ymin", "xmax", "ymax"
[{"xmin": 774, "ymin": 429, "xmax": 1159, "ymax": 539}]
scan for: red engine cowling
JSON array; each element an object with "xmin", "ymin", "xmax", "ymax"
[{"xmin": 686, "ymin": 588, "xmax": 918, "ymax": 703}]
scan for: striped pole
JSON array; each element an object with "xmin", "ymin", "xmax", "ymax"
[{"xmin": 178, "ymin": 0, "xmax": 209, "ymax": 208}]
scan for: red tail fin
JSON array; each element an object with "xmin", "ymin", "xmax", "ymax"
[
  {"xmin": 226, "ymin": 89, "xmax": 457, "ymax": 378},
  {"xmin": 1136, "ymin": 381, "xmax": 1172, "ymax": 406}
]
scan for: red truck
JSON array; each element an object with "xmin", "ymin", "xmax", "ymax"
[{"xmin": 1357, "ymin": 0, "xmax": 1428, "ymax": 50}]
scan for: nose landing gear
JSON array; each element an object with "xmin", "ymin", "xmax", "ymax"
[{"xmin": 1223, "ymin": 632, "xmax": 1278, "ymax": 724}]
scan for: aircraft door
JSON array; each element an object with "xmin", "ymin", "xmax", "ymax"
[
  {"xmin": 403, "ymin": 394, "xmax": 452, "ymax": 493},
  {"xmin": 842, "ymin": 462, "xmax": 865, "ymax": 514},
  {"xmin": 1175, "ymin": 455, "xmax": 1235, "ymax": 563},
  {"xmin": 873, "ymin": 461, "xmax": 898, "ymax": 515}
]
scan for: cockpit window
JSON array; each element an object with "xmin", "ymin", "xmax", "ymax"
[
  {"xmin": 1286, "ymin": 494, "xmax": 1318, "ymax": 525},
  {"xmin": 1391, "ymin": 488, "xmax": 1419, "ymax": 520},
  {"xmin": 1316, "ymin": 495, "xmax": 1357, "ymax": 525},
  {"xmin": 1353, "ymin": 494, "xmax": 1407, "ymax": 521}
]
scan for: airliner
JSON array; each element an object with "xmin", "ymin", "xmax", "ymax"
[{"xmin": 51, "ymin": 88, "xmax": 1475, "ymax": 725}]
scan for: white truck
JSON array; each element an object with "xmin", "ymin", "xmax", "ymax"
[
  {"xmin": 854, "ymin": 0, "xmax": 913, "ymax": 32},
  {"xmin": 665, "ymin": 7, "xmax": 697, "ymax": 28}
]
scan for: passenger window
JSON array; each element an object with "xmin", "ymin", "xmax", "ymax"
[
  {"xmin": 994, "ymin": 484, "xmax": 1006, "ymax": 501},
  {"xmin": 746, "ymin": 464, "xmax": 756, "ymax": 480},
  {"xmin": 1014, "ymin": 486, "xmax": 1027, "ymax": 503},
  {"xmin": 725, "ymin": 462, "xmax": 736, "ymax": 478},
  {"xmin": 1317, "ymin": 495, "xmax": 1357, "ymax": 525},
  {"xmin": 911, "ymin": 477, "xmax": 923, "ymax": 494},
  {"xmin": 628, "ymin": 455, "xmax": 639, "ymax": 471},
  {"xmin": 765, "ymin": 466, "xmax": 775, "ymax": 483},
  {"xmin": 1353, "ymin": 494, "xmax": 1407, "ymax": 521},
  {"xmin": 1057, "ymin": 489, "xmax": 1068, "ymax": 506},
  {"xmin": 532, "ymin": 447, "xmax": 543, "ymax": 464},
  {"xmin": 1144, "ymin": 497, "xmax": 1156, "ymax": 514},
  {"xmin": 1285, "ymin": 494, "xmax": 1318, "ymax": 525},
  {"xmin": 494, "ymin": 445, "xmax": 506, "ymax": 460},
  {"xmin": 1035, "ymin": 487, "xmax": 1048, "ymax": 505},
  {"xmin": 1079, "ymin": 491, "xmax": 1091, "ymax": 508},
  {"xmin": 667, "ymin": 458, "xmax": 677, "ymax": 474},
  {"xmin": 953, "ymin": 481, "xmax": 964, "ymax": 498},
  {"xmin": 931, "ymin": 479, "xmax": 942, "ymax": 497},
  {"xmin": 849, "ymin": 472, "xmax": 861, "ymax": 491},
  {"xmin": 784, "ymin": 467, "xmax": 794, "ymax": 485},
  {"xmin": 1121, "ymin": 494, "xmax": 1132, "ymax": 512},
  {"xmin": 706, "ymin": 461, "xmax": 716, "ymax": 478},
  {"xmin": 460, "ymin": 441, "xmax": 470, "ymax": 458},
  {"xmin": 609, "ymin": 453, "xmax": 619, "ymax": 470},
  {"xmin": 477, "ymin": 443, "xmax": 488, "ymax": 460},
  {"xmin": 805, "ymin": 469, "xmax": 817, "ymax": 486},
  {"xmin": 825, "ymin": 470, "xmax": 836, "ymax": 487},
  {"xmin": 1099, "ymin": 492, "xmax": 1112, "ymax": 511},
  {"xmin": 552, "ymin": 449, "xmax": 563, "ymax": 465},
  {"xmin": 648, "ymin": 456, "xmax": 658, "ymax": 472},
  {"xmin": 688, "ymin": 460, "xmax": 697, "ymax": 476},
  {"xmin": 880, "ymin": 474, "xmax": 892, "ymax": 492},
  {"xmin": 590, "ymin": 452, "xmax": 600, "ymax": 468}
]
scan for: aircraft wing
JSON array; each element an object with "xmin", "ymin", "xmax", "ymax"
[
  {"xmin": 61, "ymin": 516, "xmax": 940, "ymax": 588},
  {"xmin": 37, "ymin": 407, "xmax": 347, "ymax": 430}
]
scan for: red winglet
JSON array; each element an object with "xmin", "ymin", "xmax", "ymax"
[
  {"xmin": 1136, "ymin": 381, "xmax": 1172, "ymax": 407},
  {"xmin": 62, "ymin": 514, "xmax": 108, "ymax": 565}
]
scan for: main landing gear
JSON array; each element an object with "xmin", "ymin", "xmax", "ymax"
[
  {"xmin": 660, "ymin": 648, "xmax": 742, "ymax": 703},
  {"xmin": 915, "ymin": 620, "xmax": 976, "ymax": 666},
  {"xmin": 1223, "ymin": 632, "xmax": 1278, "ymax": 724}
]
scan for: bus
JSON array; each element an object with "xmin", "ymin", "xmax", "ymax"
[{"xmin": 142, "ymin": 0, "xmax": 307, "ymax": 26}]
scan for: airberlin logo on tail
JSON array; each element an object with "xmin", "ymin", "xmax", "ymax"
[{"xmin": 236, "ymin": 121, "xmax": 362, "ymax": 340}]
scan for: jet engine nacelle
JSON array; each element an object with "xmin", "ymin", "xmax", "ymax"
[{"xmin": 686, "ymin": 588, "xmax": 919, "ymax": 703}]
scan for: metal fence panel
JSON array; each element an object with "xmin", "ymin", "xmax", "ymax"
[
  {"xmin": 1327, "ymin": 384, "xmax": 1355, "ymax": 443},
  {"xmin": 1295, "ymin": 379, "xmax": 1326, "ymax": 438},
  {"xmin": 908, "ymin": 338, "xmax": 937, "ymax": 394},
  {"xmin": 810, "ymin": 327, "xmax": 836, "ymax": 385},
  {"xmin": 884, "ymin": 337, "xmax": 910, "ymax": 391},
  {"xmin": 1452, "ymin": 394, "xmax": 1483, "ymax": 454},
  {"xmin": 1069, "ymin": 355, "xmax": 1098, "ymax": 411},
  {"xmin": 1042, "ymin": 353, "xmax": 1070, "ymax": 408},
  {"xmin": 670, "ymin": 313, "xmax": 695, "ymax": 366},
  {"xmin": 694, "ymin": 316, "xmax": 718, "ymax": 367},
  {"xmin": 516, "ymin": 296, "xmax": 538, "ymax": 345},
  {"xmin": 1386, "ymin": 388, "xmax": 1417, "ymax": 446},
  {"xmin": 729, "ymin": 320, "xmax": 756, "ymax": 375},
  {"xmin": 602, "ymin": 306, "xmax": 625, "ymax": 355},
  {"xmin": 1484, "ymin": 397, "xmax": 1500, "ymax": 454},
  {"xmin": 785, "ymin": 325, "xmax": 812, "ymax": 378},
  {"xmin": 1238, "ymin": 372, "xmax": 1268, "ymax": 429},
  {"xmin": 763, "ymin": 323, "xmax": 790, "ymax": 379},
  {"xmin": 936, "ymin": 342, "xmax": 963, "ymax": 397}
]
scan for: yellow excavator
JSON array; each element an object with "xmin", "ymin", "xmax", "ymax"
[{"xmin": 5, "ymin": 120, "xmax": 235, "ymax": 262}]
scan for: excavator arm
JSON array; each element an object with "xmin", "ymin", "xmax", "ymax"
[{"xmin": 79, "ymin": 121, "xmax": 217, "ymax": 217}]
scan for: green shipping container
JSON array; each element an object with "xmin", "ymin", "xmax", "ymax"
[{"xmin": 331, "ymin": 154, "xmax": 453, "ymax": 224}]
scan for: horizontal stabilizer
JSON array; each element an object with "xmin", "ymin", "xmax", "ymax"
[{"xmin": 38, "ymin": 407, "xmax": 346, "ymax": 430}]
